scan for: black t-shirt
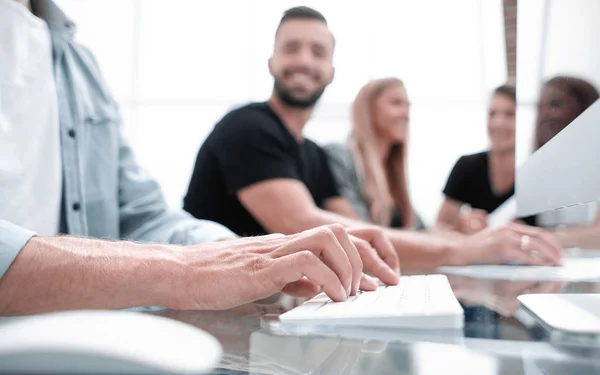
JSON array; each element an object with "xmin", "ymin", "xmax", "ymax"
[
  {"xmin": 443, "ymin": 151, "xmax": 514, "ymax": 214},
  {"xmin": 183, "ymin": 102, "xmax": 339, "ymax": 237}
]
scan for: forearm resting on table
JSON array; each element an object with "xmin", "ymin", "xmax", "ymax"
[
  {"xmin": 272, "ymin": 207, "xmax": 365, "ymax": 234},
  {"xmin": 384, "ymin": 230, "xmax": 462, "ymax": 269},
  {"xmin": 554, "ymin": 223, "xmax": 600, "ymax": 249},
  {"xmin": 0, "ymin": 236, "xmax": 183, "ymax": 316},
  {"xmin": 280, "ymin": 208, "xmax": 457, "ymax": 270}
]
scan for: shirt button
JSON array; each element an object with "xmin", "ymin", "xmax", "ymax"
[
  {"xmin": 68, "ymin": 129, "xmax": 76, "ymax": 138},
  {"xmin": 72, "ymin": 202, "xmax": 81, "ymax": 211}
]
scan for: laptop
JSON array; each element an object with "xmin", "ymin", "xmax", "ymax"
[{"xmin": 518, "ymin": 294, "xmax": 600, "ymax": 336}]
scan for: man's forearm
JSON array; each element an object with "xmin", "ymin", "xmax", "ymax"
[
  {"xmin": 291, "ymin": 208, "xmax": 369, "ymax": 233},
  {"xmin": 384, "ymin": 230, "xmax": 462, "ymax": 269},
  {"xmin": 297, "ymin": 209, "xmax": 461, "ymax": 270},
  {"xmin": 0, "ymin": 236, "xmax": 183, "ymax": 316}
]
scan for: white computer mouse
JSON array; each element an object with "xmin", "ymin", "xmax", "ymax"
[{"xmin": 0, "ymin": 310, "xmax": 222, "ymax": 374}]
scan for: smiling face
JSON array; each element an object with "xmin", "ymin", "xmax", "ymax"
[
  {"xmin": 269, "ymin": 19, "xmax": 335, "ymax": 108},
  {"xmin": 487, "ymin": 93, "xmax": 516, "ymax": 151},
  {"xmin": 372, "ymin": 84, "xmax": 410, "ymax": 144}
]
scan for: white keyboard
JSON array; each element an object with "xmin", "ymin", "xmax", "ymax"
[{"xmin": 279, "ymin": 275, "xmax": 464, "ymax": 329}]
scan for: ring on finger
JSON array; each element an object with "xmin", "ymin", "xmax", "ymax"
[{"xmin": 520, "ymin": 235, "xmax": 531, "ymax": 252}]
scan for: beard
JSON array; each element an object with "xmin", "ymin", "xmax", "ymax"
[{"xmin": 273, "ymin": 78, "xmax": 326, "ymax": 109}]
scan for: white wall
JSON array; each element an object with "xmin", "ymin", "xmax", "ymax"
[{"xmin": 55, "ymin": 0, "xmax": 507, "ymax": 226}]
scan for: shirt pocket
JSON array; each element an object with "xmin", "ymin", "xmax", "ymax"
[{"xmin": 80, "ymin": 114, "xmax": 120, "ymax": 202}]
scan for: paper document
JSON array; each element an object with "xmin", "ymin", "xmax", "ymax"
[{"xmin": 439, "ymin": 257, "xmax": 600, "ymax": 281}]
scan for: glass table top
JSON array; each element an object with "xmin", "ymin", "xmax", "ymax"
[{"xmin": 153, "ymin": 264, "xmax": 600, "ymax": 375}]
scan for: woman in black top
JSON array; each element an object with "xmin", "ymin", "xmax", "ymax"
[
  {"xmin": 437, "ymin": 77, "xmax": 599, "ymax": 236},
  {"xmin": 436, "ymin": 85, "xmax": 517, "ymax": 234}
]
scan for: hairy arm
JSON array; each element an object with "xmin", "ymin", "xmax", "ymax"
[
  {"xmin": 0, "ymin": 236, "xmax": 181, "ymax": 316},
  {"xmin": 0, "ymin": 226, "xmax": 387, "ymax": 315}
]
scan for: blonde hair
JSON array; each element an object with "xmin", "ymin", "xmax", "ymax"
[{"xmin": 349, "ymin": 78, "xmax": 415, "ymax": 228}]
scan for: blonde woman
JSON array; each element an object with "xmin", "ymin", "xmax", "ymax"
[{"xmin": 325, "ymin": 78, "xmax": 424, "ymax": 230}]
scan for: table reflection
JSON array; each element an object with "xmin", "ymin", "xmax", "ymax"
[
  {"xmin": 449, "ymin": 275, "xmax": 567, "ymax": 317},
  {"xmin": 150, "ymin": 276, "xmax": 600, "ymax": 374}
]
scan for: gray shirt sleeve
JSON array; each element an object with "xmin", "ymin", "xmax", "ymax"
[
  {"xmin": 72, "ymin": 44, "xmax": 236, "ymax": 245},
  {"xmin": 323, "ymin": 143, "xmax": 371, "ymax": 222},
  {"xmin": 0, "ymin": 220, "xmax": 36, "ymax": 280}
]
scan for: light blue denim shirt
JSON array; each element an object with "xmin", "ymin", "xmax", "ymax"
[{"xmin": 0, "ymin": 0, "xmax": 235, "ymax": 280}]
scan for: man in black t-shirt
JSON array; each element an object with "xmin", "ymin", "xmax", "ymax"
[
  {"xmin": 185, "ymin": 7, "xmax": 401, "ymax": 285},
  {"xmin": 184, "ymin": 7, "xmax": 562, "ymax": 269},
  {"xmin": 184, "ymin": 102, "xmax": 339, "ymax": 237}
]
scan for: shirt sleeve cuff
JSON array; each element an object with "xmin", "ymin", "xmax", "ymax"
[
  {"xmin": 0, "ymin": 220, "xmax": 37, "ymax": 279},
  {"xmin": 191, "ymin": 220, "xmax": 238, "ymax": 242}
]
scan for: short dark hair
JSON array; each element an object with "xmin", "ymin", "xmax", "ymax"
[
  {"xmin": 275, "ymin": 6, "xmax": 334, "ymax": 45},
  {"xmin": 279, "ymin": 6, "xmax": 328, "ymax": 27},
  {"xmin": 494, "ymin": 84, "xmax": 516, "ymax": 102}
]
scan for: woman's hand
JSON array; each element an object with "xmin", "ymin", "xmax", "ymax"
[{"xmin": 457, "ymin": 208, "xmax": 489, "ymax": 234}]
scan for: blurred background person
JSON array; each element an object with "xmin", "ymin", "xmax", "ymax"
[
  {"xmin": 534, "ymin": 76, "xmax": 599, "ymax": 150},
  {"xmin": 181, "ymin": 6, "xmax": 561, "ymax": 269},
  {"xmin": 436, "ymin": 77, "xmax": 599, "ymax": 239},
  {"xmin": 435, "ymin": 85, "xmax": 517, "ymax": 234},
  {"xmin": 532, "ymin": 76, "xmax": 600, "ymax": 247},
  {"xmin": 324, "ymin": 78, "xmax": 424, "ymax": 230},
  {"xmin": 51, "ymin": 1, "xmax": 517, "ymax": 229}
]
